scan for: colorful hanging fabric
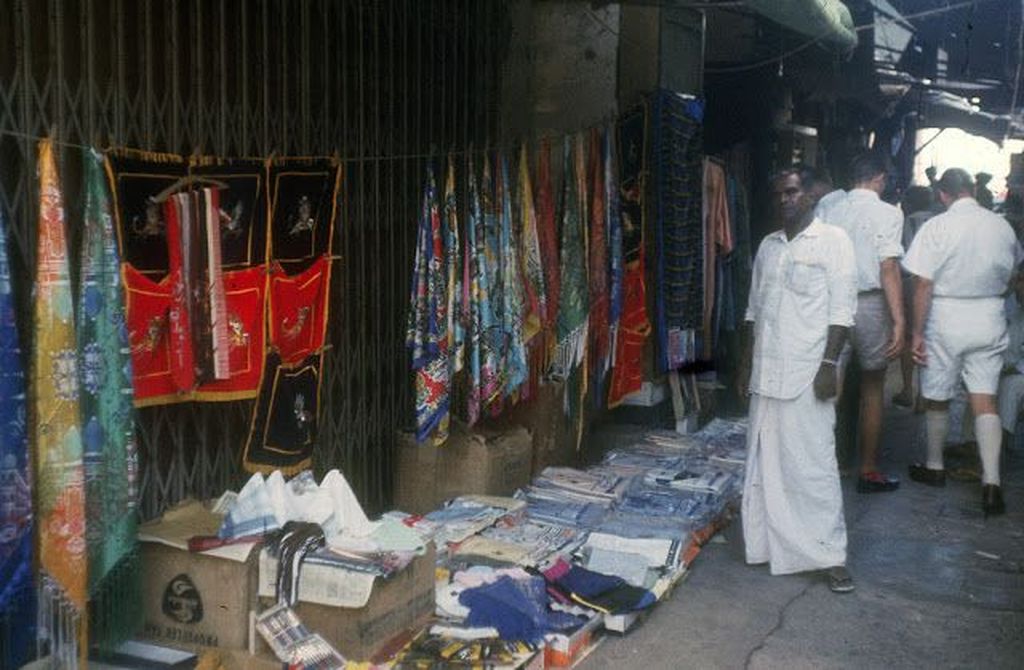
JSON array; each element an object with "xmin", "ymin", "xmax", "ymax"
[
  {"xmin": 651, "ymin": 90, "xmax": 704, "ymax": 371},
  {"xmin": 587, "ymin": 128, "xmax": 610, "ymax": 405},
  {"xmin": 203, "ymin": 187, "xmax": 231, "ymax": 380},
  {"xmin": 444, "ymin": 156, "xmax": 465, "ymax": 379},
  {"xmin": 164, "ymin": 193, "xmax": 198, "ymax": 393},
  {"xmin": 0, "ymin": 197, "xmax": 34, "ymax": 669},
  {"xmin": 194, "ymin": 266, "xmax": 268, "ymax": 401},
  {"xmin": 605, "ymin": 123, "xmax": 624, "ymax": 349},
  {"xmin": 535, "ymin": 139, "xmax": 560, "ymax": 351},
  {"xmin": 465, "ymin": 155, "xmax": 501, "ymax": 425},
  {"xmin": 190, "ymin": 157, "xmax": 269, "ymax": 270},
  {"xmin": 498, "ymin": 152, "xmax": 527, "ymax": 399},
  {"xmin": 271, "ymin": 255, "xmax": 330, "ymax": 367},
  {"xmin": 268, "ymin": 158, "xmax": 341, "ymax": 274},
  {"xmin": 609, "ymin": 104, "xmax": 652, "ymax": 408},
  {"xmin": 552, "ymin": 136, "xmax": 589, "ymax": 380},
  {"xmin": 242, "ymin": 352, "xmax": 323, "ymax": 475},
  {"xmin": 406, "ymin": 165, "xmax": 452, "ymax": 443},
  {"xmin": 32, "ymin": 138, "xmax": 87, "ymax": 666},
  {"xmin": 518, "ymin": 144, "xmax": 545, "ymax": 346},
  {"xmin": 702, "ymin": 158, "xmax": 733, "ymax": 360},
  {"xmin": 78, "ymin": 149, "xmax": 140, "ymax": 649},
  {"xmin": 123, "ymin": 264, "xmax": 177, "ymax": 405}
]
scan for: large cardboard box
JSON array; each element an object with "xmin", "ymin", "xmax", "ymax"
[
  {"xmin": 256, "ymin": 544, "xmax": 436, "ymax": 662},
  {"xmin": 138, "ymin": 502, "xmax": 259, "ymax": 652},
  {"xmin": 394, "ymin": 422, "xmax": 532, "ymax": 515},
  {"xmin": 509, "ymin": 380, "xmax": 578, "ymax": 475}
]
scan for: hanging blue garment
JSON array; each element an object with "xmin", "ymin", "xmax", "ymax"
[{"xmin": 0, "ymin": 205, "xmax": 34, "ymax": 668}]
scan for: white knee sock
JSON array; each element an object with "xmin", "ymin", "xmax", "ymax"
[
  {"xmin": 925, "ymin": 410, "xmax": 948, "ymax": 470},
  {"xmin": 974, "ymin": 413, "xmax": 1002, "ymax": 486}
]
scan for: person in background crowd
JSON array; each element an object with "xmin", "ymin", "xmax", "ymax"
[
  {"xmin": 903, "ymin": 168, "xmax": 1022, "ymax": 517},
  {"xmin": 976, "ymin": 172, "xmax": 995, "ymax": 210},
  {"xmin": 893, "ymin": 185, "xmax": 937, "ymax": 409},
  {"xmin": 812, "ymin": 168, "xmax": 845, "ymax": 224},
  {"xmin": 738, "ymin": 166, "xmax": 857, "ymax": 592},
  {"xmin": 821, "ymin": 153, "xmax": 905, "ymax": 493},
  {"xmin": 997, "ymin": 273, "xmax": 1024, "ymax": 448}
]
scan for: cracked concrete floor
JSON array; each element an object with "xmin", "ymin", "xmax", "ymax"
[{"xmin": 582, "ymin": 402, "xmax": 1024, "ymax": 670}]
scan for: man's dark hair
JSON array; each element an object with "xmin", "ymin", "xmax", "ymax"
[
  {"xmin": 902, "ymin": 185, "xmax": 933, "ymax": 215},
  {"xmin": 775, "ymin": 165, "xmax": 817, "ymax": 192},
  {"xmin": 937, "ymin": 168, "xmax": 974, "ymax": 197},
  {"xmin": 850, "ymin": 152, "xmax": 890, "ymax": 185}
]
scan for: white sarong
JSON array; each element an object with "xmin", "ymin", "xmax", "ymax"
[{"xmin": 742, "ymin": 385, "xmax": 847, "ymax": 575}]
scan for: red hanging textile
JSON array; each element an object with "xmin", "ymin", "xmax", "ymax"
[{"xmin": 269, "ymin": 254, "xmax": 330, "ymax": 366}]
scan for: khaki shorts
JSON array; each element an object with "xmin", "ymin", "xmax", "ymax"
[{"xmin": 847, "ymin": 291, "xmax": 892, "ymax": 372}]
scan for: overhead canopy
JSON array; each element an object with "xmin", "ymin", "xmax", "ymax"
[{"xmin": 744, "ymin": 0, "xmax": 858, "ymax": 55}]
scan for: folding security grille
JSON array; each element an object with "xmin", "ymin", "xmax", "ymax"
[{"xmin": 0, "ymin": 0, "xmax": 509, "ymax": 519}]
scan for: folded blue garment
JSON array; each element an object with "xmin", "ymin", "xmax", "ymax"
[{"xmin": 459, "ymin": 576, "xmax": 579, "ymax": 642}]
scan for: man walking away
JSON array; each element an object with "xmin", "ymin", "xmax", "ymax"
[
  {"xmin": 903, "ymin": 168, "xmax": 1023, "ymax": 517},
  {"xmin": 824, "ymin": 153, "xmax": 905, "ymax": 493},
  {"xmin": 738, "ymin": 166, "xmax": 858, "ymax": 592}
]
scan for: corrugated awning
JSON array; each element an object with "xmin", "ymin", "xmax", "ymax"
[{"xmin": 745, "ymin": 0, "xmax": 858, "ymax": 55}]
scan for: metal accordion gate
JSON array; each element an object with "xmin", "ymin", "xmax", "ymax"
[{"xmin": 0, "ymin": 0, "xmax": 509, "ymax": 519}]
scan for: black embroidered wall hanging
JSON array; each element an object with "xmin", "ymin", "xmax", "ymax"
[
  {"xmin": 268, "ymin": 159, "xmax": 341, "ymax": 273},
  {"xmin": 191, "ymin": 158, "xmax": 269, "ymax": 270}
]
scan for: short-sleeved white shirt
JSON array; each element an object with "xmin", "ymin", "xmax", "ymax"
[
  {"xmin": 745, "ymin": 219, "xmax": 857, "ymax": 400},
  {"xmin": 822, "ymin": 188, "xmax": 904, "ymax": 292},
  {"xmin": 813, "ymin": 189, "xmax": 846, "ymax": 225},
  {"xmin": 902, "ymin": 197, "xmax": 1022, "ymax": 298}
]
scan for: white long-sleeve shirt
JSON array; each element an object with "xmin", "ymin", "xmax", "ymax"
[{"xmin": 745, "ymin": 219, "xmax": 857, "ymax": 400}]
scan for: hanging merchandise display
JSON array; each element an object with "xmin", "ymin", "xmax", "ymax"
[
  {"xmin": 651, "ymin": 89, "xmax": 705, "ymax": 371},
  {"xmin": 552, "ymin": 136, "xmax": 589, "ymax": 381},
  {"xmin": 587, "ymin": 128, "xmax": 610, "ymax": 407},
  {"xmin": 407, "ymin": 166, "xmax": 453, "ymax": 444},
  {"xmin": 242, "ymin": 352, "xmax": 324, "ymax": 474},
  {"xmin": 32, "ymin": 139, "xmax": 88, "ymax": 666},
  {"xmin": 444, "ymin": 157, "xmax": 466, "ymax": 386},
  {"xmin": 535, "ymin": 138, "xmax": 561, "ymax": 365},
  {"xmin": 517, "ymin": 145, "xmax": 545, "ymax": 347},
  {"xmin": 190, "ymin": 158, "xmax": 270, "ymax": 270},
  {"xmin": 271, "ymin": 255, "xmax": 331, "ymax": 367},
  {"xmin": 609, "ymin": 104, "xmax": 652, "ymax": 407},
  {"xmin": 78, "ymin": 150, "xmax": 141, "ymax": 649},
  {"xmin": 268, "ymin": 158, "xmax": 341, "ymax": 273},
  {"xmin": 702, "ymin": 158, "xmax": 734, "ymax": 361},
  {"xmin": 465, "ymin": 155, "xmax": 502, "ymax": 426},
  {"xmin": 122, "ymin": 264, "xmax": 176, "ymax": 404},
  {"xmin": 605, "ymin": 121, "xmax": 624, "ymax": 365},
  {"xmin": 0, "ymin": 200, "xmax": 34, "ymax": 669},
  {"xmin": 497, "ymin": 153, "xmax": 528, "ymax": 401}
]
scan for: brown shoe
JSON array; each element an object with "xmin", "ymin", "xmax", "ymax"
[{"xmin": 908, "ymin": 463, "xmax": 946, "ymax": 487}]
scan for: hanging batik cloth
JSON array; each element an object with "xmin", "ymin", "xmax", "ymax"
[
  {"xmin": 78, "ymin": 149, "xmax": 140, "ymax": 649},
  {"xmin": 651, "ymin": 89, "xmax": 704, "ymax": 371},
  {"xmin": 587, "ymin": 128, "xmax": 610, "ymax": 406},
  {"xmin": 406, "ymin": 165, "xmax": 452, "ymax": 443},
  {"xmin": 498, "ymin": 153, "xmax": 527, "ymax": 399},
  {"xmin": 605, "ymin": 123, "xmax": 624, "ymax": 355},
  {"xmin": 609, "ymin": 104, "xmax": 652, "ymax": 408},
  {"xmin": 271, "ymin": 255, "xmax": 330, "ymax": 367},
  {"xmin": 535, "ymin": 139, "xmax": 560, "ymax": 361},
  {"xmin": 465, "ymin": 155, "xmax": 501, "ymax": 425},
  {"xmin": 242, "ymin": 352, "xmax": 323, "ymax": 475},
  {"xmin": 0, "ymin": 199, "xmax": 34, "ymax": 669},
  {"xmin": 518, "ymin": 145, "xmax": 545, "ymax": 346},
  {"xmin": 32, "ymin": 139, "xmax": 87, "ymax": 666},
  {"xmin": 443, "ymin": 156, "xmax": 465, "ymax": 379},
  {"xmin": 552, "ymin": 136, "xmax": 589, "ymax": 380}
]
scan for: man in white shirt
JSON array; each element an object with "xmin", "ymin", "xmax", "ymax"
[
  {"xmin": 824, "ymin": 154, "xmax": 906, "ymax": 493},
  {"xmin": 903, "ymin": 168, "xmax": 1022, "ymax": 517},
  {"xmin": 738, "ymin": 166, "xmax": 858, "ymax": 592}
]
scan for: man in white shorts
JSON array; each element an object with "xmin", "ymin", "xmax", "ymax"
[
  {"xmin": 903, "ymin": 169, "xmax": 1022, "ymax": 517},
  {"xmin": 821, "ymin": 153, "xmax": 905, "ymax": 493}
]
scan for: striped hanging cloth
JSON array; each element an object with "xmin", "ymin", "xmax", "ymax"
[
  {"xmin": 78, "ymin": 149, "xmax": 141, "ymax": 650},
  {"xmin": 0, "ymin": 187, "xmax": 34, "ymax": 669},
  {"xmin": 498, "ymin": 152, "xmax": 527, "ymax": 400},
  {"xmin": 32, "ymin": 138, "xmax": 88, "ymax": 667}
]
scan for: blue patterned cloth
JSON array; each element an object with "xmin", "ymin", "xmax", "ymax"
[{"xmin": 0, "ymin": 205, "xmax": 34, "ymax": 668}]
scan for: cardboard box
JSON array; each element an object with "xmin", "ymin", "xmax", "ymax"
[
  {"xmin": 508, "ymin": 380, "xmax": 579, "ymax": 476},
  {"xmin": 137, "ymin": 502, "xmax": 259, "ymax": 653},
  {"xmin": 394, "ymin": 422, "xmax": 533, "ymax": 515},
  {"xmin": 545, "ymin": 614, "xmax": 603, "ymax": 668},
  {"xmin": 256, "ymin": 544, "xmax": 437, "ymax": 662}
]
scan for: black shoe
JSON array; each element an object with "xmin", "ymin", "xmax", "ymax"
[
  {"xmin": 856, "ymin": 472, "xmax": 900, "ymax": 493},
  {"xmin": 827, "ymin": 566, "xmax": 855, "ymax": 593},
  {"xmin": 982, "ymin": 485, "xmax": 1006, "ymax": 518},
  {"xmin": 908, "ymin": 463, "xmax": 946, "ymax": 487}
]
